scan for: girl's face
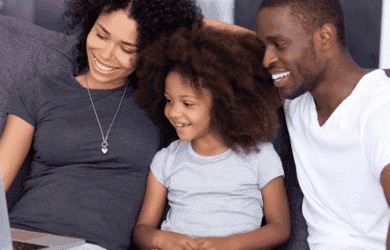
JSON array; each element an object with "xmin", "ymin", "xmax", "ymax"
[
  {"xmin": 164, "ymin": 71, "xmax": 216, "ymax": 144},
  {"xmin": 86, "ymin": 8, "xmax": 139, "ymax": 88}
]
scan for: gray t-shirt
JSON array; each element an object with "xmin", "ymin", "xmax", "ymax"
[
  {"xmin": 7, "ymin": 72, "xmax": 160, "ymax": 250},
  {"xmin": 151, "ymin": 140, "xmax": 284, "ymax": 238}
]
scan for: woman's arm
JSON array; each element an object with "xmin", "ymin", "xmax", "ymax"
[
  {"xmin": 195, "ymin": 176, "xmax": 291, "ymax": 250},
  {"xmin": 203, "ymin": 18, "xmax": 255, "ymax": 34},
  {"xmin": 1, "ymin": 114, "xmax": 34, "ymax": 193},
  {"xmin": 133, "ymin": 170, "xmax": 200, "ymax": 250}
]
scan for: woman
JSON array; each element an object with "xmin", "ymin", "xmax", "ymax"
[{"xmin": 1, "ymin": 0, "xmax": 252, "ymax": 249}]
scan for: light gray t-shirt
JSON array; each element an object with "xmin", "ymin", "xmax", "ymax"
[{"xmin": 150, "ymin": 140, "xmax": 284, "ymax": 238}]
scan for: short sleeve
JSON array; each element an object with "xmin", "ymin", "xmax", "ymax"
[
  {"xmin": 150, "ymin": 147, "xmax": 170, "ymax": 188},
  {"xmin": 7, "ymin": 76, "xmax": 42, "ymax": 127},
  {"xmin": 257, "ymin": 143, "xmax": 284, "ymax": 189},
  {"xmin": 362, "ymin": 104, "xmax": 390, "ymax": 181}
]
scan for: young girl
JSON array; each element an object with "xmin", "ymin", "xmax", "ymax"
[{"xmin": 133, "ymin": 26, "xmax": 290, "ymax": 250}]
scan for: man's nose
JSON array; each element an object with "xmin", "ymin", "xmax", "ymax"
[{"xmin": 263, "ymin": 47, "xmax": 278, "ymax": 68}]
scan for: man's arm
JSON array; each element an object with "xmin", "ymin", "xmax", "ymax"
[
  {"xmin": 203, "ymin": 18, "xmax": 255, "ymax": 34},
  {"xmin": 381, "ymin": 164, "xmax": 390, "ymax": 250}
]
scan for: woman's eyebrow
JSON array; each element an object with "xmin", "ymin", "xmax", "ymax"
[
  {"xmin": 96, "ymin": 22, "xmax": 138, "ymax": 48},
  {"xmin": 97, "ymin": 23, "xmax": 110, "ymax": 34}
]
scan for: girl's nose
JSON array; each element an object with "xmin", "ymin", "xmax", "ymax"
[{"xmin": 166, "ymin": 103, "xmax": 182, "ymax": 119}]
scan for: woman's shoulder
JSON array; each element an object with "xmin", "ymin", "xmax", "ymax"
[{"xmin": 21, "ymin": 72, "xmax": 75, "ymax": 91}]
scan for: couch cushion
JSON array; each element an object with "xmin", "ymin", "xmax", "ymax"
[
  {"xmin": 0, "ymin": 15, "xmax": 76, "ymax": 134},
  {"xmin": 0, "ymin": 15, "xmax": 77, "ymax": 211}
]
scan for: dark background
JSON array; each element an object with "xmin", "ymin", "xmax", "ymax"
[
  {"xmin": 235, "ymin": 0, "xmax": 383, "ymax": 69},
  {"xmin": 0, "ymin": 0, "xmax": 383, "ymax": 69}
]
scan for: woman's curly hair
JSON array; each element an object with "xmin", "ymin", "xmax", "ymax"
[
  {"xmin": 65, "ymin": 0, "xmax": 203, "ymax": 79},
  {"xmin": 135, "ymin": 26, "xmax": 282, "ymax": 154}
]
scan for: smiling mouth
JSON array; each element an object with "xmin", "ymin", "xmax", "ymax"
[
  {"xmin": 272, "ymin": 71, "xmax": 290, "ymax": 82},
  {"xmin": 175, "ymin": 123, "xmax": 191, "ymax": 127},
  {"xmin": 93, "ymin": 56, "xmax": 118, "ymax": 71}
]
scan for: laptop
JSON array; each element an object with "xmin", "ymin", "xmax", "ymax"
[{"xmin": 0, "ymin": 172, "xmax": 85, "ymax": 249}]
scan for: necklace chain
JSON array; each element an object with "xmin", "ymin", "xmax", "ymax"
[{"xmin": 85, "ymin": 74, "xmax": 128, "ymax": 154}]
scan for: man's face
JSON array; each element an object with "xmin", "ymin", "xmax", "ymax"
[{"xmin": 256, "ymin": 6, "xmax": 324, "ymax": 99}]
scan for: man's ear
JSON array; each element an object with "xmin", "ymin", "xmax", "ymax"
[{"xmin": 316, "ymin": 23, "xmax": 337, "ymax": 50}]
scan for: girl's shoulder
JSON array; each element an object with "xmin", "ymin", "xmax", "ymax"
[
  {"xmin": 237, "ymin": 142, "xmax": 281, "ymax": 165},
  {"xmin": 156, "ymin": 140, "xmax": 190, "ymax": 157}
]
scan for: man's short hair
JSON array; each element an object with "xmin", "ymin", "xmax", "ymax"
[{"xmin": 259, "ymin": 0, "xmax": 346, "ymax": 47}]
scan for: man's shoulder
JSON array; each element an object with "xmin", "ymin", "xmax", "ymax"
[
  {"xmin": 359, "ymin": 70, "xmax": 390, "ymax": 120},
  {"xmin": 361, "ymin": 69, "xmax": 390, "ymax": 102},
  {"xmin": 283, "ymin": 93, "xmax": 312, "ymax": 118}
]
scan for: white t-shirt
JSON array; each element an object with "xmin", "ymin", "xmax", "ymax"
[
  {"xmin": 150, "ymin": 140, "xmax": 284, "ymax": 238},
  {"xmin": 284, "ymin": 69, "xmax": 390, "ymax": 249}
]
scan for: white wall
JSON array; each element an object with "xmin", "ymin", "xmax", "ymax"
[
  {"xmin": 198, "ymin": 0, "xmax": 235, "ymax": 24},
  {"xmin": 380, "ymin": 0, "xmax": 390, "ymax": 69}
]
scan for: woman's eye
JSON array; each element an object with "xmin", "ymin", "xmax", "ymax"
[
  {"xmin": 121, "ymin": 48, "xmax": 136, "ymax": 55},
  {"xmin": 97, "ymin": 33, "xmax": 106, "ymax": 39},
  {"xmin": 184, "ymin": 103, "xmax": 194, "ymax": 107}
]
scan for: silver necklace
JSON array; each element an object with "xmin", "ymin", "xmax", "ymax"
[{"xmin": 85, "ymin": 74, "xmax": 128, "ymax": 154}]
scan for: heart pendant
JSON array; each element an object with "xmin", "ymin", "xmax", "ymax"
[{"xmin": 101, "ymin": 148, "xmax": 108, "ymax": 154}]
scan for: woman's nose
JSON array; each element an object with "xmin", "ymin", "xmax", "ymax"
[{"xmin": 100, "ymin": 42, "xmax": 116, "ymax": 60}]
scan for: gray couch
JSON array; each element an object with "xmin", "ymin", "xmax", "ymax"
[{"xmin": 2, "ymin": 14, "xmax": 389, "ymax": 250}]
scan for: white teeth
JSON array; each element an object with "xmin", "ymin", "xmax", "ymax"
[
  {"xmin": 94, "ymin": 56, "xmax": 117, "ymax": 71},
  {"xmin": 176, "ymin": 123, "xmax": 190, "ymax": 127},
  {"xmin": 272, "ymin": 71, "xmax": 290, "ymax": 81}
]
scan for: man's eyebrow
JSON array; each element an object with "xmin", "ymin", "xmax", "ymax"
[
  {"xmin": 256, "ymin": 36, "xmax": 264, "ymax": 43},
  {"xmin": 266, "ymin": 35, "xmax": 286, "ymax": 43},
  {"xmin": 96, "ymin": 22, "xmax": 138, "ymax": 48}
]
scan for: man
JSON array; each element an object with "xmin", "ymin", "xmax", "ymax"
[{"xmin": 256, "ymin": 0, "xmax": 390, "ymax": 249}]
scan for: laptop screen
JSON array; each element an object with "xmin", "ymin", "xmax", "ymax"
[{"xmin": 0, "ymin": 169, "xmax": 13, "ymax": 249}]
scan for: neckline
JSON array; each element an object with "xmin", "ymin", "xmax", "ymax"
[
  {"xmin": 310, "ymin": 70, "xmax": 375, "ymax": 129},
  {"xmin": 187, "ymin": 141, "xmax": 232, "ymax": 160},
  {"xmin": 71, "ymin": 72, "xmax": 130, "ymax": 91}
]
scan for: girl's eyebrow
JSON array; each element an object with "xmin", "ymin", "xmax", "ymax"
[{"xmin": 96, "ymin": 22, "xmax": 138, "ymax": 48}]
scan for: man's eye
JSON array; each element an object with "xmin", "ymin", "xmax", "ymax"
[{"xmin": 275, "ymin": 42, "xmax": 285, "ymax": 49}]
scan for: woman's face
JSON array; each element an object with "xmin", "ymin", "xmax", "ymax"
[{"xmin": 86, "ymin": 8, "xmax": 139, "ymax": 87}]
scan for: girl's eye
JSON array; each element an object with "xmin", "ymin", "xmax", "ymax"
[
  {"xmin": 165, "ymin": 98, "xmax": 172, "ymax": 104},
  {"xmin": 184, "ymin": 103, "xmax": 194, "ymax": 107}
]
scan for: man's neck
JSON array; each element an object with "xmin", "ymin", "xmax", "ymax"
[{"xmin": 310, "ymin": 54, "xmax": 367, "ymax": 126}]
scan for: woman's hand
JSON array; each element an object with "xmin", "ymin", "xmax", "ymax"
[
  {"xmin": 195, "ymin": 236, "xmax": 239, "ymax": 250},
  {"xmin": 159, "ymin": 231, "xmax": 200, "ymax": 250}
]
